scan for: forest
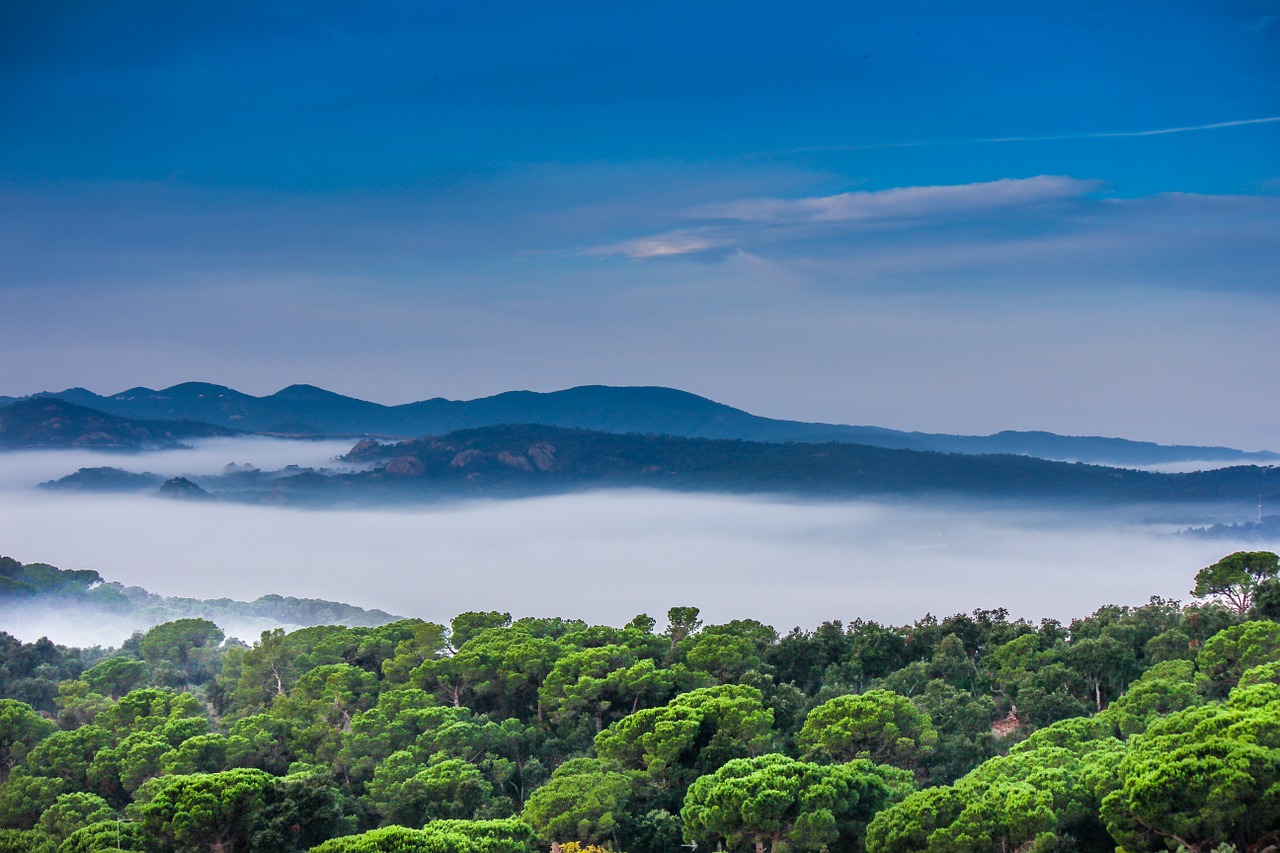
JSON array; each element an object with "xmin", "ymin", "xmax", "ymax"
[{"xmin": 0, "ymin": 551, "xmax": 1277, "ymax": 853}]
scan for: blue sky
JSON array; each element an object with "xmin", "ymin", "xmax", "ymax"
[{"xmin": 2, "ymin": 1, "xmax": 1278, "ymax": 447}]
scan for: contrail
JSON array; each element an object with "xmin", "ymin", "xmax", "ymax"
[
  {"xmin": 990, "ymin": 116, "xmax": 1280, "ymax": 142},
  {"xmin": 800, "ymin": 116, "xmax": 1280, "ymax": 153}
]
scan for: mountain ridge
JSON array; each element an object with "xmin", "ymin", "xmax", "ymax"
[
  {"xmin": 1, "ymin": 382, "xmax": 1273, "ymax": 466},
  {"xmin": 0, "ymin": 397, "xmax": 237, "ymax": 449},
  {"xmin": 211, "ymin": 423, "xmax": 1280, "ymax": 506}
]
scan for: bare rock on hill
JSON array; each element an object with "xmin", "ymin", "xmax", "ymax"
[
  {"xmin": 346, "ymin": 439, "xmax": 382, "ymax": 459},
  {"xmin": 528, "ymin": 443, "xmax": 557, "ymax": 471},
  {"xmin": 384, "ymin": 456, "xmax": 426, "ymax": 476},
  {"xmin": 497, "ymin": 451, "xmax": 534, "ymax": 472},
  {"xmin": 451, "ymin": 449, "xmax": 484, "ymax": 468}
]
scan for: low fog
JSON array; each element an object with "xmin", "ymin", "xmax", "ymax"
[
  {"xmin": 0, "ymin": 437, "xmax": 364, "ymax": 491},
  {"xmin": 0, "ymin": 440, "xmax": 1271, "ymax": 647}
]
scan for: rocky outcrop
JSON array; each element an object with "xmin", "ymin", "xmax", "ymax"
[
  {"xmin": 498, "ymin": 451, "xmax": 534, "ymax": 472},
  {"xmin": 384, "ymin": 456, "xmax": 426, "ymax": 476},
  {"xmin": 346, "ymin": 439, "xmax": 382, "ymax": 459},
  {"xmin": 527, "ymin": 443, "xmax": 556, "ymax": 471},
  {"xmin": 451, "ymin": 449, "xmax": 484, "ymax": 468},
  {"xmin": 991, "ymin": 707, "xmax": 1021, "ymax": 738}
]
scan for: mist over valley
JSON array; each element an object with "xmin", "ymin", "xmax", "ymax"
[
  {"xmin": 0, "ymin": 437, "xmax": 1271, "ymax": 647},
  {"xmin": 3, "ymin": 390, "xmax": 1274, "ymax": 649}
]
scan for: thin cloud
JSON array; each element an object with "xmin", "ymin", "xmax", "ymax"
[
  {"xmin": 588, "ymin": 176, "xmax": 1102, "ymax": 259},
  {"xmin": 607, "ymin": 233, "xmax": 719, "ymax": 259},
  {"xmin": 689, "ymin": 176, "xmax": 1101, "ymax": 223},
  {"xmin": 802, "ymin": 116, "xmax": 1280, "ymax": 153}
]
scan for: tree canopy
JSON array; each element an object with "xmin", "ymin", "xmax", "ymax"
[{"xmin": 0, "ymin": 552, "xmax": 1274, "ymax": 852}]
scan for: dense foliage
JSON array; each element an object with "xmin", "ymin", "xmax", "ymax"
[{"xmin": 0, "ymin": 552, "xmax": 1277, "ymax": 852}]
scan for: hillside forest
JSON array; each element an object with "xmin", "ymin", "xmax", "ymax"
[{"xmin": 0, "ymin": 551, "xmax": 1278, "ymax": 853}]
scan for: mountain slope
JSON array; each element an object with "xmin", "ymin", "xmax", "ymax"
[
  {"xmin": 0, "ymin": 398, "xmax": 236, "ymax": 449},
  {"xmin": 282, "ymin": 424, "xmax": 1280, "ymax": 505}
]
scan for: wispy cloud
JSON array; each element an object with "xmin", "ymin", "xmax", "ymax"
[
  {"xmin": 690, "ymin": 176, "xmax": 1102, "ymax": 223},
  {"xmin": 606, "ymin": 233, "xmax": 720, "ymax": 260},
  {"xmin": 588, "ymin": 176, "xmax": 1102, "ymax": 259},
  {"xmin": 802, "ymin": 116, "xmax": 1280, "ymax": 153}
]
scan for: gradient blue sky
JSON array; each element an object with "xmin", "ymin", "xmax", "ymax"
[{"xmin": 3, "ymin": 1, "xmax": 1278, "ymax": 448}]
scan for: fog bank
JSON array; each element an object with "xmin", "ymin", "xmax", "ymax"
[
  {"xmin": 1, "ymin": 462, "xmax": 1271, "ymax": 646},
  {"xmin": 0, "ymin": 437, "xmax": 361, "ymax": 491}
]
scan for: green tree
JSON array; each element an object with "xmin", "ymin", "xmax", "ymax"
[
  {"xmin": 665, "ymin": 607, "xmax": 702, "ymax": 654},
  {"xmin": 867, "ymin": 719, "xmax": 1119, "ymax": 853},
  {"xmin": 0, "ymin": 700, "xmax": 56, "ymax": 784},
  {"xmin": 1097, "ymin": 659, "xmax": 1203, "ymax": 738},
  {"xmin": 248, "ymin": 767, "xmax": 356, "ymax": 852},
  {"xmin": 1095, "ymin": 686, "xmax": 1280, "ymax": 852},
  {"xmin": 309, "ymin": 821, "xmax": 535, "ymax": 853},
  {"xmin": 86, "ymin": 731, "xmax": 172, "ymax": 804},
  {"xmin": 225, "ymin": 628, "xmax": 297, "ymax": 714},
  {"xmin": 363, "ymin": 754, "xmax": 502, "ymax": 828},
  {"xmin": 381, "ymin": 622, "xmax": 449, "ymax": 686},
  {"xmin": 35, "ymin": 793, "xmax": 113, "ymax": 844},
  {"xmin": 0, "ymin": 770, "xmax": 64, "ymax": 830},
  {"xmin": 52, "ymin": 681, "xmax": 111, "ymax": 731},
  {"xmin": 1195, "ymin": 619, "xmax": 1280, "ymax": 697},
  {"xmin": 450, "ymin": 613, "xmax": 513, "ymax": 652},
  {"xmin": 128, "ymin": 768, "xmax": 274, "ymax": 853},
  {"xmin": 520, "ymin": 759, "xmax": 633, "ymax": 848},
  {"xmin": 681, "ymin": 633, "xmax": 762, "ymax": 684},
  {"xmin": 539, "ymin": 646, "xmax": 674, "ymax": 734},
  {"xmin": 99, "ymin": 689, "xmax": 206, "ymax": 743},
  {"xmin": 595, "ymin": 684, "xmax": 774, "ymax": 798},
  {"xmin": 0, "ymin": 828, "xmax": 56, "ymax": 853},
  {"xmin": 1253, "ymin": 578, "xmax": 1280, "ymax": 619},
  {"xmin": 906, "ymin": 680, "xmax": 998, "ymax": 784},
  {"xmin": 1192, "ymin": 550, "xmax": 1279, "ymax": 615},
  {"xmin": 271, "ymin": 663, "xmax": 381, "ymax": 766},
  {"xmin": 138, "ymin": 619, "xmax": 224, "ymax": 687},
  {"xmin": 1065, "ymin": 634, "xmax": 1137, "ymax": 711},
  {"xmin": 413, "ymin": 629, "xmax": 562, "ymax": 720},
  {"xmin": 161, "ymin": 734, "xmax": 229, "ymax": 777},
  {"xmin": 224, "ymin": 714, "xmax": 296, "ymax": 776},
  {"xmin": 681, "ymin": 754, "xmax": 914, "ymax": 853},
  {"xmin": 797, "ymin": 690, "xmax": 937, "ymax": 772},
  {"xmin": 58, "ymin": 819, "xmax": 155, "ymax": 853},
  {"xmin": 80, "ymin": 658, "xmax": 148, "ymax": 700},
  {"xmin": 23, "ymin": 726, "xmax": 111, "ymax": 791}
]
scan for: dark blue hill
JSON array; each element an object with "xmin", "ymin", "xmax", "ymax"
[{"xmin": 10, "ymin": 383, "xmax": 1275, "ymax": 467}]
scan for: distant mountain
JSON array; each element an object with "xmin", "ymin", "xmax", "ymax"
[
  {"xmin": 12, "ymin": 382, "xmax": 1275, "ymax": 467},
  {"xmin": 0, "ymin": 397, "xmax": 236, "ymax": 449},
  {"xmin": 246, "ymin": 424, "xmax": 1279, "ymax": 506}
]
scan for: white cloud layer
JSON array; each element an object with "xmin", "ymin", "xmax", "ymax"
[{"xmin": 0, "ymin": 444, "xmax": 1267, "ymax": 646}]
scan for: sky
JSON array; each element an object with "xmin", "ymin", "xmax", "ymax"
[{"xmin": 2, "ymin": 1, "xmax": 1278, "ymax": 449}]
